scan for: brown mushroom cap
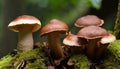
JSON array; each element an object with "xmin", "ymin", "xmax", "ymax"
[
  {"xmin": 63, "ymin": 34, "xmax": 80, "ymax": 46},
  {"xmin": 100, "ymin": 33, "xmax": 116, "ymax": 44},
  {"xmin": 77, "ymin": 26, "xmax": 109, "ymax": 39},
  {"xmin": 8, "ymin": 15, "xmax": 41, "ymax": 32},
  {"xmin": 40, "ymin": 19, "xmax": 68, "ymax": 36},
  {"xmin": 75, "ymin": 15, "xmax": 104, "ymax": 27}
]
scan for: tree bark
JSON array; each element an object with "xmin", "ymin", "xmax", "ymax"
[{"xmin": 1, "ymin": 0, "xmax": 23, "ymax": 57}]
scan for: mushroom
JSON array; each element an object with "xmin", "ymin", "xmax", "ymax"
[
  {"xmin": 40, "ymin": 19, "xmax": 68, "ymax": 59},
  {"xmin": 75, "ymin": 15, "xmax": 104, "ymax": 28},
  {"xmin": 95, "ymin": 33, "xmax": 116, "ymax": 60},
  {"xmin": 77, "ymin": 26, "xmax": 109, "ymax": 59},
  {"xmin": 8, "ymin": 15, "xmax": 41, "ymax": 51},
  {"xmin": 63, "ymin": 33, "xmax": 80, "ymax": 46},
  {"xmin": 63, "ymin": 33, "xmax": 87, "ymax": 54}
]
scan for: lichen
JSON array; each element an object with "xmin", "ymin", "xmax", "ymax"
[{"xmin": 71, "ymin": 54, "xmax": 89, "ymax": 69}]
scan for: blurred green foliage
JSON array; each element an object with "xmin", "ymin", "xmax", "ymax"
[
  {"xmin": 22, "ymin": 0, "xmax": 102, "ymax": 26},
  {"xmin": 0, "ymin": 0, "xmax": 102, "ymax": 29},
  {"xmin": 89, "ymin": 0, "xmax": 102, "ymax": 9}
]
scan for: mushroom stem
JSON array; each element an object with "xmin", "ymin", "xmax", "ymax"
[
  {"xmin": 69, "ymin": 46, "xmax": 84, "ymax": 54},
  {"xmin": 86, "ymin": 38, "xmax": 100, "ymax": 59},
  {"xmin": 18, "ymin": 26, "xmax": 33, "ymax": 51},
  {"xmin": 95, "ymin": 43, "xmax": 108, "ymax": 60},
  {"xmin": 47, "ymin": 32, "xmax": 64, "ymax": 59}
]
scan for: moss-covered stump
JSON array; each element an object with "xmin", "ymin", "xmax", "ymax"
[
  {"xmin": 0, "ymin": 48, "xmax": 46, "ymax": 69},
  {"xmin": 1, "ymin": 40, "xmax": 120, "ymax": 69}
]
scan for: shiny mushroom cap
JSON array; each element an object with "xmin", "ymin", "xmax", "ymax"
[
  {"xmin": 75, "ymin": 15, "xmax": 104, "ymax": 27},
  {"xmin": 8, "ymin": 15, "xmax": 41, "ymax": 32},
  {"xmin": 40, "ymin": 19, "xmax": 68, "ymax": 36},
  {"xmin": 77, "ymin": 26, "xmax": 109, "ymax": 39},
  {"xmin": 63, "ymin": 34, "xmax": 80, "ymax": 46},
  {"xmin": 100, "ymin": 34, "xmax": 116, "ymax": 44}
]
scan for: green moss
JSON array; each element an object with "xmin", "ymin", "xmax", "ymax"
[
  {"xmin": 25, "ymin": 59, "xmax": 46, "ymax": 69},
  {"xmin": 71, "ymin": 54, "xmax": 89, "ymax": 69},
  {"xmin": 102, "ymin": 56, "xmax": 120, "ymax": 69},
  {"xmin": 70, "ymin": 40, "xmax": 120, "ymax": 69},
  {"xmin": 15, "ymin": 48, "xmax": 44, "ymax": 61},
  {"xmin": 108, "ymin": 40, "xmax": 120, "ymax": 61},
  {"xmin": 102, "ymin": 40, "xmax": 120, "ymax": 69},
  {"xmin": 0, "ymin": 55, "xmax": 13, "ymax": 69},
  {"xmin": 0, "ymin": 48, "xmax": 46, "ymax": 69},
  {"xmin": 1, "ymin": 40, "xmax": 120, "ymax": 69}
]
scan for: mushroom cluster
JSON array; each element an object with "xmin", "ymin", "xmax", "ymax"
[
  {"xmin": 62, "ymin": 15, "xmax": 116, "ymax": 62},
  {"xmin": 74, "ymin": 15, "xmax": 116, "ymax": 60},
  {"xmin": 8, "ymin": 15, "xmax": 116, "ymax": 68}
]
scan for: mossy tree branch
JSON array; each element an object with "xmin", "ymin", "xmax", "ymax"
[{"xmin": 114, "ymin": 0, "xmax": 120, "ymax": 39}]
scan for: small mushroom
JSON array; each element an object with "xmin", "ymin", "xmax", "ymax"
[
  {"xmin": 40, "ymin": 19, "xmax": 68, "ymax": 59},
  {"xmin": 75, "ymin": 15, "xmax": 104, "ymax": 28},
  {"xmin": 77, "ymin": 26, "xmax": 109, "ymax": 59},
  {"xmin": 63, "ymin": 33, "xmax": 87, "ymax": 54},
  {"xmin": 95, "ymin": 33, "xmax": 116, "ymax": 60},
  {"xmin": 63, "ymin": 33, "xmax": 80, "ymax": 46},
  {"xmin": 8, "ymin": 15, "xmax": 41, "ymax": 51}
]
